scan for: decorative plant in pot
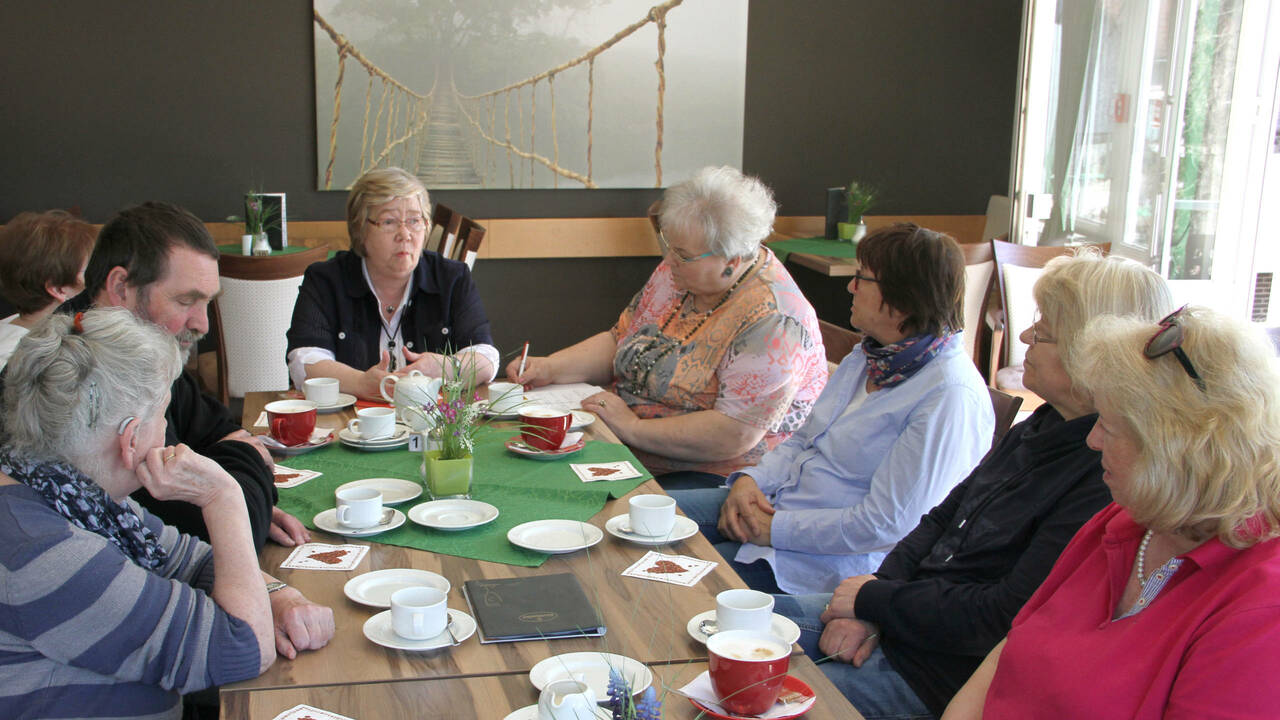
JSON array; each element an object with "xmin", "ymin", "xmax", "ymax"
[
  {"xmin": 402, "ymin": 352, "xmax": 485, "ymax": 500},
  {"xmin": 838, "ymin": 181, "xmax": 876, "ymax": 243},
  {"xmin": 228, "ymin": 192, "xmax": 280, "ymax": 256}
]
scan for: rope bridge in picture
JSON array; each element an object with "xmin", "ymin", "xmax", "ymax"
[{"xmin": 314, "ymin": 0, "xmax": 685, "ymax": 190}]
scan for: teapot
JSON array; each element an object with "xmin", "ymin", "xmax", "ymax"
[{"xmin": 380, "ymin": 371, "xmax": 442, "ymax": 432}]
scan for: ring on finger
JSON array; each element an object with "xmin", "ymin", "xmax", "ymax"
[
  {"xmin": 597, "ymin": 400, "xmax": 607, "ymax": 408},
  {"xmin": 164, "ymin": 452, "xmax": 176, "ymax": 463}
]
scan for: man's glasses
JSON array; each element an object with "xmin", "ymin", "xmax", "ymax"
[
  {"xmin": 367, "ymin": 216, "xmax": 426, "ymax": 234},
  {"xmin": 656, "ymin": 228, "xmax": 714, "ymax": 264},
  {"xmin": 1145, "ymin": 305, "xmax": 1206, "ymax": 391}
]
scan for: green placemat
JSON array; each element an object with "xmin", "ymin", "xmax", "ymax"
[
  {"xmin": 766, "ymin": 236, "xmax": 857, "ymax": 264},
  {"xmin": 274, "ymin": 426, "xmax": 652, "ymax": 567}
]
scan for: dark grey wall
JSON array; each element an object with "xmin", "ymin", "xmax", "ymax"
[{"xmin": 0, "ymin": 0, "xmax": 1020, "ymax": 354}]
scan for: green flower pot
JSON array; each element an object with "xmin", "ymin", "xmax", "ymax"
[
  {"xmin": 837, "ymin": 221, "xmax": 868, "ymax": 243},
  {"xmin": 423, "ymin": 450, "xmax": 473, "ymax": 499}
]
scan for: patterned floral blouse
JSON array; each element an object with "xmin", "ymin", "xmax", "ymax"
[{"xmin": 610, "ymin": 248, "xmax": 828, "ymax": 476}]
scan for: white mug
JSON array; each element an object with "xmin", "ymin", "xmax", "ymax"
[
  {"xmin": 390, "ymin": 586, "xmax": 448, "ymax": 640},
  {"xmin": 537, "ymin": 676, "xmax": 597, "ymax": 720},
  {"xmin": 486, "ymin": 381, "xmax": 524, "ymax": 414},
  {"xmin": 335, "ymin": 486, "xmax": 383, "ymax": 529},
  {"xmin": 628, "ymin": 494, "xmax": 676, "ymax": 537},
  {"xmin": 303, "ymin": 377, "xmax": 340, "ymax": 405},
  {"xmin": 347, "ymin": 406, "xmax": 396, "ymax": 440},
  {"xmin": 716, "ymin": 588, "xmax": 775, "ymax": 633}
]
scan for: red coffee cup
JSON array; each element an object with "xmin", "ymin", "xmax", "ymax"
[
  {"xmin": 265, "ymin": 399, "xmax": 317, "ymax": 447},
  {"xmin": 707, "ymin": 630, "xmax": 792, "ymax": 716},
  {"xmin": 518, "ymin": 406, "xmax": 572, "ymax": 451}
]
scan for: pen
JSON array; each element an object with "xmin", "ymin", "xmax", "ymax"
[{"xmin": 517, "ymin": 342, "xmax": 530, "ymax": 378}]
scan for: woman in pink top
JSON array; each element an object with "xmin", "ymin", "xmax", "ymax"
[
  {"xmin": 508, "ymin": 166, "xmax": 827, "ymax": 485},
  {"xmin": 944, "ymin": 306, "xmax": 1280, "ymax": 720}
]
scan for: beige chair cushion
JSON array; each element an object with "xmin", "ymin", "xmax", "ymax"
[
  {"xmin": 218, "ymin": 275, "xmax": 306, "ymax": 397},
  {"xmin": 962, "ymin": 260, "xmax": 995, "ymax": 360},
  {"xmin": 1001, "ymin": 263, "xmax": 1044, "ymax": 370}
]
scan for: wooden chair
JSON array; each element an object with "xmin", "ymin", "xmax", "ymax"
[
  {"xmin": 988, "ymin": 386, "xmax": 1024, "ymax": 446},
  {"xmin": 208, "ymin": 245, "xmax": 330, "ymax": 403},
  {"xmin": 959, "ymin": 241, "xmax": 996, "ymax": 379},
  {"xmin": 988, "ymin": 239, "xmax": 1111, "ymax": 407},
  {"xmin": 429, "ymin": 203, "xmax": 485, "ymax": 268},
  {"xmin": 818, "ymin": 319, "xmax": 862, "ymax": 372}
]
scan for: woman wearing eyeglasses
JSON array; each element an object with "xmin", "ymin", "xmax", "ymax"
[
  {"xmin": 287, "ymin": 167, "xmax": 497, "ymax": 400},
  {"xmin": 507, "ymin": 166, "xmax": 827, "ymax": 483},
  {"xmin": 944, "ymin": 306, "xmax": 1280, "ymax": 720}
]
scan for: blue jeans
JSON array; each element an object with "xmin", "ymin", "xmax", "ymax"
[
  {"xmin": 669, "ymin": 487, "xmax": 782, "ymax": 594},
  {"xmin": 772, "ymin": 593, "xmax": 934, "ymax": 720}
]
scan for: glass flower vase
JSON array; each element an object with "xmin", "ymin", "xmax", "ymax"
[{"xmin": 422, "ymin": 450, "xmax": 472, "ymax": 500}]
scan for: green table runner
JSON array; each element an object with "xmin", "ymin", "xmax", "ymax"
[
  {"xmin": 766, "ymin": 236, "xmax": 857, "ymax": 265},
  {"xmin": 275, "ymin": 425, "xmax": 652, "ymax": 567}
]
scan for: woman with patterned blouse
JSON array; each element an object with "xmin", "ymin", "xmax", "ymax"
[{"xmin": 507, "ymin": 166, "xmax": 827, "ymax": 486}]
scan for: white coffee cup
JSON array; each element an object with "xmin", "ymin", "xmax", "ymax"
[
  {"xmin": 347, "ymin": 406, "xmax": 396, "ymax": 440},
  {"xmin": 487, "ymin": 381, "xmax": 524, "ymax": 414},
  {"xmin": 537, "ymin": 676, "xmax": 597, "ymax": 720},
  {"xmin": 303, "ymin": 377, "xmax": 340, "ymax": 406},
  {"xmin": 390, "ymin": 586, "xmax": 448, "ymax": 640},
  {"xmin": 628, "ymin": 494, "xmax": 676, "ymax": 536},
  {"xmin": 335, "ymin": 486, "xmax": 383, "ymax": 529},
  {"xmin": 716, "ymin": 588, "xmax": 775, "ymax": 633}
]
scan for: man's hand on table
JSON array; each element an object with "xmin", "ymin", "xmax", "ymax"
[
  {"xmin": 221, "ymin": 429, "xmax": 274, "ymax": 469},
  {"xmin": 821, "ymin": 573, "xmax": 877, "ymax": 623},
  {"xmin": 820, "ymin": 618, "xmax": 881, "ymax": 667},
  {"xmin": 269, "ymin": 507, "xmax": 310, "ymax": 547},
  {"xmin": 270, "ymin": 586, "xmax": 335, "ymax": 660},
  {"xmin": 718, "ymin": 475, "xmax": 776, "ymax": 544}
]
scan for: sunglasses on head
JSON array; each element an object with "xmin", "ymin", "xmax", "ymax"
[{"xmin": 1144, "ymin": 305, "xmax": 1205, "ymax": 391}]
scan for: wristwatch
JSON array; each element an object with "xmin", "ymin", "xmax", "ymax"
[{"xmin": 266, "ymin": 581, "xmax": 288, "ymax": 594}]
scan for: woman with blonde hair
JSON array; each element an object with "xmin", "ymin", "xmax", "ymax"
[
  {"xmin": 287, "ymin": 167, "xmax": 496, "ymax": 399},
  {"xmin": 945, "ymin": 306, "xmax": 1280, "ymax": 719}
]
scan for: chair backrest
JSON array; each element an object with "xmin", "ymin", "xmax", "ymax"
[
  {"xmin": 818, "ymin": 319, "xmax": 862, "ymax": 372},
  {"xmin": 429, "ymin": 202, "xmax": 485, "ymax": 268},
  {"xmin": 210, "ymin": 245, "xmax": 329, "ymax": 400},
  {"xmin": 982, "ymin": 195, "xmax": 1012, "ymax": 242},
  {"xmin": 988, "ymin": 386, "xmax": 1024, "ymax": 446},
  {"xmin": 959, "ymin": 241, "xmax": 995, "ymax": 368},
  {"xmin": 991, "ymin": 239, "xmax": 1111, "ymax": 369}
]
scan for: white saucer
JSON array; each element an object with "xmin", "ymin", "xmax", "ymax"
[
  {"xmin": 343, "ymin": 568, "xmax": 451, "ymax": 608},
  {"xmin": 604, "ymin": 514, "xmax": 699, "ymax": 546},
  {"xmin": 570, "ymin": 410, "xmax": 596, "ymax": 430},
  {"xmin": 529, "ymin": 652, "xmax": 653, "ymax": 698},
  {"xmin": 362, "ymin": 608, "xmax": 475, "ymax": 651},
  {"xmin": 476, "ymin": 400, "xmax": 521, "ymax": 420},
  {"xmin": 335, "ymin": 477, "xmax": 422, "ymax": 505},
  {"xmin": 314, "ymin": 392, "xmax": 357, "ymax": 414},
  {"xmin": 685, "ymin": 609, "xmax": 802, "ymax": 646},
  {"xmin": 338, "ymin": 425, "xmax": 411, "ymax": 451},
  {"xmin": 503, "ymin": 705, "xmax": 610, "ymax": 720},
  {"xmin": 313, "ymin": 508, "xmax": 406, "ymax": 537},
  {"xmin": 408, "ymin": 499, "xmax": 499, "ymax": 531},
  {"xmin": 267, "ymin": 435, "xmax": 334, "ymax": 457},
  {"xmin": 507, "ymin": 519, "xmax": 603, "ymax": 554},
  {"xmin": 504, "ymin": 437, "xmax": 586, "ymax": 460}
]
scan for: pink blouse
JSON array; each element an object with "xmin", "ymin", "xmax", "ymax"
[{"xmin": 610, "ymin": 248, "xmax": 828, "ymax": 476}]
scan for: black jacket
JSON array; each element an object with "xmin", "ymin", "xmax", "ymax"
[
  {"xmin": 131, "ymin": 370, "xmax": 275, "ymax": 551},
  {"xmin": 286, "ymin": 250, "xmax": 494, "ymax": 371},
  {"xmin": 853, "ymin": 404, "xmax": 1111, "ymax": 716}
]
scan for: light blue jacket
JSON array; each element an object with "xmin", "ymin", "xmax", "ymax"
[{"xmin": 731, "ymin": 337, "xmax": 994, "ymax": 594}]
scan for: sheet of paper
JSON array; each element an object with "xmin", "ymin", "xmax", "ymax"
[
  {"xmin": 570, "ymin": 461, "xmax": 643, "ymax": 483},
  {"xmin": 271, "ymin": 703, "xmax": 357, "ymax": 720},
  {"xmin": 279, "ymin": 543, "xmax": 368, "ymax": 572},
  {"xmin": 273, "ymin": 466, "xmax": 322, "ymax": 489},
  {"xmin": 621, "ymin": 551, "xmax": 717, "ymax": 587},
  {"xmin": 522, "ymin": 383, "xmax": 605, "ymax": 412}
]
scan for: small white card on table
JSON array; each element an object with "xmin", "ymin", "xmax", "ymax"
[
  {"xmin": 272, "ymin": 466, "xmax": 321, "ymax": 489},
  {"xmin": 621, "ymin": 551, "xmax": 717, "ymax": 587},
  {"xmin": 279, "ymin": 543, "xmax": 368, "ymax": 572},
  {"xmin": 569, "ymin": 460, "xmax": 643, "ymax": 483},
  {"xmin": 271, "ymin": 703, "xmax": 356, "ymax": 720}
]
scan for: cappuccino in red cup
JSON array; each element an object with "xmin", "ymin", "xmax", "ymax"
[
  {"xmin": 519, "ymin": 406, "xmax": 572, "ymax": 451},
  {"xmin": 707, "ymin": 630, "xmax": 791, "ymax": 715}
]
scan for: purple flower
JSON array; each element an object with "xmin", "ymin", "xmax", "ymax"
[{"xmin": 634, "ymin": 687, "xmax": 660, "ymax": 720}]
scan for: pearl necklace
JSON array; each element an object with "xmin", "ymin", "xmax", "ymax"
[
  {"xmin": 1134, "ymin": 528, "xmax": 1154, "ymax": 585},
  {"xmin": 624, "ymin": 252, "xmax": 761, "ymax": 393}
]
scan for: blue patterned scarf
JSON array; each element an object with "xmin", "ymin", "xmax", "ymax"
[
  {"xmin": 862, "ymin": 333, "xmax": 955, "ymax": 389},
  {"xmin": 0, "ymin": 447, "xmax": 169, "ymax": 570}
]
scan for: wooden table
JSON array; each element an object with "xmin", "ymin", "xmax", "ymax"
[
  {"xmin": 223, "ymin": 655, "xmax": 861, "ymax": 719},
  {"xmin": 231, "ymin": 392, "xmax": 752, "ymax": 689}
]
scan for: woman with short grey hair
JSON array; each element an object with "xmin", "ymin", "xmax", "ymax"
[
  {"xmin": 509, "ymin": 166, "xmax": 828, "ymax": 486},
  {"xmin": 0, "ymin": 308, "xmax": 333, "ymax": 718}
]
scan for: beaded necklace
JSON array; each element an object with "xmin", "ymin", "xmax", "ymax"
[{"xmin": 624, "ymin": 252, "xmax": 761, "ymax": 394}]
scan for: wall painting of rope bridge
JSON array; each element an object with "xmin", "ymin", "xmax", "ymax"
[{"xmin": 314, "ymin": 0, "xmax": 746, "ymax": 191}]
